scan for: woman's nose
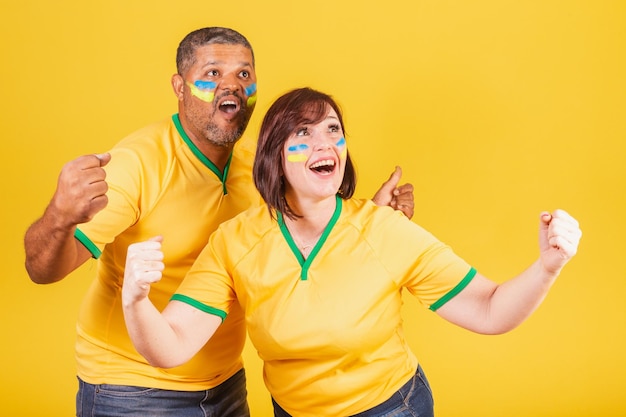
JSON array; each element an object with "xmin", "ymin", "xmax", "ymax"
[{"xmin": 313, "ymin": 140, "xmax": 332, "ymax": 151}]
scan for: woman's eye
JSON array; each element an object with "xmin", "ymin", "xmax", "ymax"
[
  {"xmin": 329, "ymin": 124, "xmax": 341, "ymax": 133},
  {"xmin": 295, "ymin": 128, "xmax": 308, "ymax": 136}
]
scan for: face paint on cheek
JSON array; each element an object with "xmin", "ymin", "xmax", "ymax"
[
  {"xmin": 187, "ymin": 80, "xmax": 217, "ymax": 103},
  {"xmin": 286, "ymin": 143, "xmax": 309, "ymax": 163},
  {"xmin": 245, "ymin": 83, "xmax": 257, "ymax": 107},
  {"xmin": 336, "ymin": 137, "xmax": 347, "ymax": 159}
]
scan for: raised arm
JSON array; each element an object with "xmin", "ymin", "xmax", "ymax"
[
  {"xmin": 436, "ymin": 209, "xmax": 582, "ymax": 335},
  {"xmin": 122, "ymin": 237, "xmax": 221, "ymax": 368},
  {"xmin": 372, "ymin": 166, "xmax": 415, "ymax": 219},
  {"xmin": 24, "ymin": 153, "xmax": 111, "ymax": 283}
]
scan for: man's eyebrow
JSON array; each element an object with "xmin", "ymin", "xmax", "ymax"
[{"xmin": 200, "ymin": 60, "xmax": 253, "ymax": 68}]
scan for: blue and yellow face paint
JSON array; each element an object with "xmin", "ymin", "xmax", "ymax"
[
  {"xmin": 286, "ymin": 143, "xmax": 309, "ymax": 163},
  {"xmin": 245, "ymin": 83, "xmax": 257, "ymax": 108},
  {"xmin": 286, "ymin": 137, "xmax": 347, "ymax": 163},
  {"xmin": 188, "ymin": 80, "xmax": 257, "ymax": 108},
  {"xmin": 336, "ymin": 137, "xmax": 347, "ymax": 159},
  {"xmin": 188, "ymin": 80, "xmax": 216, "ymax": 103}
]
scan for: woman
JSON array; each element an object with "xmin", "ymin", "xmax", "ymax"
[{"xmin": 122, "ymin": 87, "xmax": 581, "ymax": 417}]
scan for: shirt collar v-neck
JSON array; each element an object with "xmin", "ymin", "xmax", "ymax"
[
  {"xmin": 172, "ymin": 114, "xmax": 233, "ymax": 195},
  {"xmin": 277, "ymin": 195, "xmax": 343, "ymax": 281}
]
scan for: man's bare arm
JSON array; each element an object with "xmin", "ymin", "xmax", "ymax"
[{"xmin": 24, "ymin": 153, "xmax": 110, "ymax": 283}]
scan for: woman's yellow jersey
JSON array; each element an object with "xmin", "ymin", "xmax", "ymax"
[{"xmin": 175, "ymin": 197, "xmax": 475, "ymax": 415}]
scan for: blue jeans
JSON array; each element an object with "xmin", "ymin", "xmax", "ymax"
[
  {"xmin": 76, "ymin": 368, "xmax": 250, "ymax": 417},
  {"xmin": 272, "ymin": 365, "xmax": 434, "ymax": 417}
]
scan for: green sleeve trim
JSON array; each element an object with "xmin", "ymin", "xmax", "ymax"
[
  {"xmin": 172, "ymin": 114, "xmax": 233, "ymax": 195},
  {"xmin": 170, "ymin": 293, "xmax": 227, "ymax": 322},
  {"xmin": 74, "ymin": 228, "xmax": 101, "ymax": 259},
  {"xmin": 429, "ymin": 267, "xmax": 477, "ymax": 311}
]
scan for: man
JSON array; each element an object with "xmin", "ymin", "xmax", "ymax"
[{"xmin": 24, "ymin": 27, "xmax": 414, "ymax": 416}]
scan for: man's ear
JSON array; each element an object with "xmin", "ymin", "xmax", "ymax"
[{"xmin": 171, "ymin": 74, "xmax": 185, "ymax": 100}]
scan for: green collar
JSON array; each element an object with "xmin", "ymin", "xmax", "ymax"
[
  {"xmin": 278, "ymin": 195, "xmax": 343, "ymax": 281},
  {"xmin": 172, "ymin": 114, "xmax": 233, "ymax": 195}
]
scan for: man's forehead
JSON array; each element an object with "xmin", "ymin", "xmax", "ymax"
[{"xmin": 195, "ymin": 44, "xmax": 253, "ymax": 64}]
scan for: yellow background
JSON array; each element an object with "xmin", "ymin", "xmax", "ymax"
[{"xmin": 1, "ymin": 1, "xmax": 624, "ymax": 416}]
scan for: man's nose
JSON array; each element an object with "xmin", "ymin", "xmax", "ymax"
[{"xmin": 218, "ymin": 73, "xmax": 240, "ymax": 92}]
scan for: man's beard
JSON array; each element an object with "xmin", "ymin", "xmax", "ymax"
[
  {"xmin": 184, "ymin": 89, "xmax": 254, "ymax": 148},
  {"xmin": 203, "ymin": 112, "xmax": 250, "ymax": 147}
]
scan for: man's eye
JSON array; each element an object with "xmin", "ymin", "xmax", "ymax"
[
  {"xmin": 240, "ymin": 70, "xmax": 249, "ymax": 78},
  {"xmin": 207, "ymin": 70, "xmax": 219, "ymax": 77}
]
